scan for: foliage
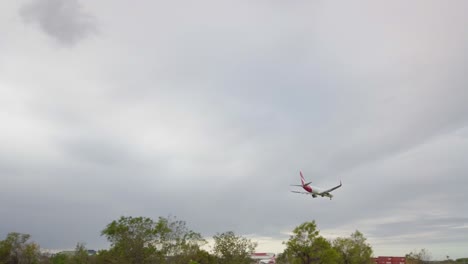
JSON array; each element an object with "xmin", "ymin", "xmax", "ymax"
[
  {"xmin": 188, "ymin": 249, "xmax": 216, "ymax": 264},
  {"xmin": 332, "ymin": 230, "xmax": 373, "ymax": 264},
  {"xmin": 0, "ymin": 217, "xmax": 383, "ymax": 264},
  {"xmin": 0, "ymin": 238, "xmax": 12, "ymax": 264},
  {"xmin": 100, "ymin": 215, "xmax": 206, "ymax": 264},
  {"xmin": 71, "ymin": 243, "xmax": 90, "ymax": 264},
  {"xmin": 275, "ymin": 252, "xmax": 288, "ymax": 264},
  {"xmin": 22, "ymin": 242, "xmax": 41, "ymax": 264},
  {"xmin": 101, "ymin": 216, "xmax": 163, "ymax": 264},
  {"xmin": 282, "ymin": 221, "xmax": 339, "ymax": 264},
  {"xmin": 406, "ymin": 249, "xmax": 431, "ymax": 264},
  {"xmin": 158, "ymin": 216, "xmax": 207, "ymax": 264},
  {"xmin": 94, "ymin": 249, "xmax": 123, "ymax": 264},
  {"xmin": 212, "ymin": 231, "xmax": 257, "ymax": 264},
  {"xmin": 0, "ymin": 232, "xmax": 40, "ymax": 264},
  {"xmin": 50, "ymin": 253, "xmax": 70, "ymax": 264}
]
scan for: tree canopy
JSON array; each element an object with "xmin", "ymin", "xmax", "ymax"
[
  {"xmin": 406, "ymin": 248, "xmax": 432, "ymax": 264},
  {"xmin": 282, "ymin": 221, "xmax": 339, "ymax": 264},
  {"xmin": 212, "ymin": 231, "xmax": 257, "ymax": 264},
  {"xmin": 0, "ymin": 232, "xmax": 40, "ymax": 264},
  {"xmin": 332, "ymin": 230, "xmax": 373, "ymax": 264},
  {"xmin": 9, "ymin": 216, "xmax": 458, "ymax": 264},
  {"xmin": 100, "ymin": 215, "xmax": 206, "ymax": 264}
]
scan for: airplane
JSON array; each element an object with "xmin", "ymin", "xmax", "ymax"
[{"xmin": 290, "ymin": 171, "xmax": 342, "ymax": 200}]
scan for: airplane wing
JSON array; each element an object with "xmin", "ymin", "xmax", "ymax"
[
  {"xmin": 290, "ymin": 191, "xmax": 311, "ymax": 194},
  {"xmin": 291, "ymin": 191, "xmax": 317, "ymax": 198},
  {"xmin": 319, "ymin": 181, "xmax": 342, "ymax": 194}
]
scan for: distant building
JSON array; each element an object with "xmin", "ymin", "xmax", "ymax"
[{"xmin": 372, "ymin": 256, "xmax": 406, "ymax": 264}]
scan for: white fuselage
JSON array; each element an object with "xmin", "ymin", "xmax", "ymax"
[{"xmin": 303, "ymin": 185, "xmax": 332, "ymax": 198}]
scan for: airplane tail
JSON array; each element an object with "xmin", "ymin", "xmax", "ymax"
[{"xmin": 300, "ymin": 171, "xmax": 305, "ymax": 186}]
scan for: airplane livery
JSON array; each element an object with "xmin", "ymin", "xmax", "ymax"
[{"xmin": 291, "ymin": 171, "xmax": 342, "ymax": 200}]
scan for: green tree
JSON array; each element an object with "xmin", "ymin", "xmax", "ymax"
[
  {"xmin": 188, "ymin": 249, "xmax": 216, "ymax": 264},
  {"xmin": 50, "ymin": 253, "xmax": 70, "ymax": 264},
  {"xmin": 212, "ymin": 231, "xmax": 257, "ymax": 264},
  {"xmin": 0, "ymin": 238, "xmax": 12, "ymax": 264},
  {"xmin": 406, "ymin": 249, "xmax": 431, "ymax": 264},
  {"xmin": 0, "ymin": 232, "xmax": 38, "ymax": 264},
  {"xmin": 94, "ymin": 249, "xmax": 121, "ymax": 264},
  {"xmin": 275, "ymin": 252, "xmax": 288, "ymax": 264},
  {"xmin": 158, "ymin": 216, "xmax": 206, "ymax": 264},
  {"xmin": 333, "ymin": 230, "xmax": 373, "ymax": 264},
  {"xmin": 101, "ymin": 216, "xmax": 162, "ymax": 264},
  {"xmin": 101, "ymin": 215, "xmax": 206, "ymax": 264},
  {"xmin": 282, "ymin": 221, "xmax": 339, "ymax": 264},
  {"xmin": 22, "ymin": 242, "xmax": 40, "ymax": 264},
  {"xmin": 71, "ymin": 243, "xmax": 89, "ymax": 264}
]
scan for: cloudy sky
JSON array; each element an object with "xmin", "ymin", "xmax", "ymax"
[{"xmin": 1, "ymin": 0, "xmax": 468, "ymax": 260}]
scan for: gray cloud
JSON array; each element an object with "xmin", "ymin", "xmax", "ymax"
[
  {"xmin": 1, "ymin": 0, "xmax": 468, "ymax": 260},
  {"xmin": 19, "ymin": 0, "xmax": 96, "ymax": 45}
]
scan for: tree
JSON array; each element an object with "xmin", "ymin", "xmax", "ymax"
[
  {"xmin": 101, "ymin": 216, "xmax": 164, "ymax": 264},
  {"xmin": 101, "ymin": 215, "xmax": 206, "ymax": 264},
  {"xmin": 187, "ymin": 249, "xmax": 216, "ymax": 264},
  {"xmin": 282, "ymin": 221, "xmax": 339, "ymax": 264},
  {"xmin": 406, "ymin": 249, "xmax": 431, "ymax": 264},
  {"xmin": 333, "ymin": 230, "xmax": 373, "ymax": 264},
  {"xmin": 71, "ymin": 243, "xmax": 90, "ymax": 264},
  {"xmin": 0, "ymin": 237, "xmax": 12, "ymax": 264},
  {"xmin": 212, "ymin": 231, "xmax": 257, "ymax": 264},
  {"xmin": 275, "ymin": 253, "xmax": 288, "ymax": 264},
  {"xmin": 158, "ymin": 216, "xmax": 207, "ymax": 264},
  {"xmin": 21, "ymin": 242, "xmax": 40, "ymax": 264},
  {"xmin": 94, "ymin": 249, "xmax": 121, "ymax": 264},
  {"xmin": 0, "ymin": 232, "xmax": 39, "ymax": 264},
  {"xmin": 50, "ymin": 253, "xmax": 70, "ymax": 264}
]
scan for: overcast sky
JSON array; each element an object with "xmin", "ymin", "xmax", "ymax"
[{"xmin": 1, "ymin": 0, "xmax": 468, "ymax": 260}]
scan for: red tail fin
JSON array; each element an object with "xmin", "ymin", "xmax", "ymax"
[{"xmin": 300, "ymin": 171, "xmax": 305, "ymax": 186}]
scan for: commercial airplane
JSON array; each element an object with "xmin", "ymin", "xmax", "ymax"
[{"xmin": 291, "ymin": 171, "xmax": 342, "ymax": 200}]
